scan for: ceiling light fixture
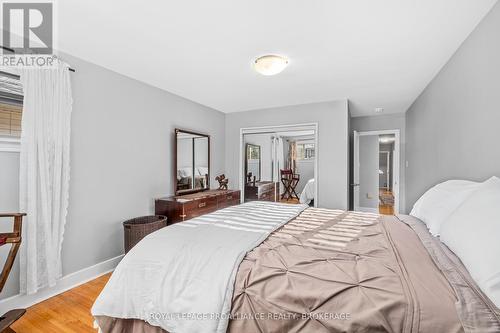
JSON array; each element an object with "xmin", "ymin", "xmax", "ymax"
[{"xmin": 254, "ymin": 55, "xmax": 289, "ymax": 76}]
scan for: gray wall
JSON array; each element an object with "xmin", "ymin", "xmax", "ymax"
[
  {"xmin": 351, "ymin": 113, "xmax": 406, "ymax": 212},
  {"xmin": 0, "ymin": 53, "xmax": 225, "ymax": 299},
  {"xmin": 194, "ymin": 138, "xmax": 209, "ymax": 170},
  {"xmin": 0, "ymin": 152, "xmax": 21, "ymax": 298},
  {"xmin": 291, "ymin": 138, "xmax": 315, "ymax": 193},
  {"xmin": 177, "ymin": 138, "xmax": 193, "ymax": 169},
  {"xmin": 225, "ymin": 100, "xmax": 349, "ymax": 209},
  {"xmin": 406, "ymin": 2, "xmax": 500, "ymax": 210},
  {"xmin": 358, "ymin": 136, "xmax": 379, "ymax": 209},
  {"xmin": 295, "ymin": 161, "xmax": 315, "ymax": 193}
]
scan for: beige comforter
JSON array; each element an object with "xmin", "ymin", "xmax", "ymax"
[{"xmin": 96, "ymin": 209, "xmax": 500, "ymax": 332}]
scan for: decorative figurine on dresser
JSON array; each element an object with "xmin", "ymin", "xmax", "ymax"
[
  {"xmin": 155, "ymin": 129, "xmax": 240, "ymax": 225},
  {"xmin": 215, "ymin": 174, "xmax": 229, "ymax": 190}
]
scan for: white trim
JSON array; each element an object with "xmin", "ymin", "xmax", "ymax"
[
  {"xmin": 0, "ymin": 254, "xmax": 123, "ymax": 313},
  {"xmin": 354, "ymin": 129, "xmax": 400, "ymax": 214},
  {"xmin": 239, "ymin": 123, "xmax": 319, "ymax": 207},
  {"xmin": 357, "ymin": 129, "xmax": 400, "ymax": 137},
  {"xmin": 0, "ymin": 147, "xmax": 20, "ymax": 153},
  {"xmin": 356, "ymin": 206, "xmax": 379, "ymax": 213},
  {"xmin": 240, "ymin": 123, "xmax": 319, "ymax": 135},
  {"xmin": 353, "ymin": 131, "xmax": 360, "ymax": 211},
  {"xmin": 0, "ymin": 137, "xmax": 20, "ymax": 153}
]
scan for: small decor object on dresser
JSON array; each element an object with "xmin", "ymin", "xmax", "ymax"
[
  {"xmin": 215, "ymin": 174, "xmax": 229, "ymax": 190},
  {"xmin": 123, "ymin": 215, "xmax": 167, "ymax": 253}
]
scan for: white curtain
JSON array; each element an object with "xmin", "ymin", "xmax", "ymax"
[
  {"xmin": 271, "ymin": 136, "xmax": 285, "ymax": 193},
  {"xmin": 19, "ymin": 61, "xmax": 73, "ymax": 294}
]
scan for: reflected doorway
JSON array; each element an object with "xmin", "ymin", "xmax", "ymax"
[{"xmin": 353, "ymin": 130, "xmax": 400, "ymax": 215}]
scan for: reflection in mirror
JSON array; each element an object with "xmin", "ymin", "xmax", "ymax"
[
  {"xmin": 245, "ymin": 144, "xmax": 261, "ymax": 183},
  {"xmin": 176, "ymin": 129, "xmax": 210, "ymax": 195}
]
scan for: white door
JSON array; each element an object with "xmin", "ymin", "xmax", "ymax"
[{"xmin": 353, "ymin": 131, "xmax": 360, "ymax": 211}]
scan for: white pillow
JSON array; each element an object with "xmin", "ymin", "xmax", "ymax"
[
  {"xmin": 197, "ymin": 167, "xmax": 209, "ymax": 176},
  {"xmin": 440, "ymin": 176, "xmax": 500, "ymax": 308},
  {"xmin": 410, "ymin": 180, "xmax": 479, "ymax": 236},
  {"xmin": 178, "ymin": 167, "xmax": 193, "ymax": 178}
]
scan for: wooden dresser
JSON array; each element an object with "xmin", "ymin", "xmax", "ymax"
[
  {"xmin": 155, "ymin": 189, "xmax": 240, "ymax": 224},
  {"xmin": 245, "ymin": 181, "xmax": 280, "ymax": 202}
]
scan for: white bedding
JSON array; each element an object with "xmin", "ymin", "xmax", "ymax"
[
  {"xmin": 440, "ymin": 176, "xmax": 500, "ymax": 308},
  {"xmin": 92, "ymin": 202, "xmax": 307, "ymax": 333},
  {"xmin": 300, "ymin": 178, "xmax": 315, "ymax": 204},
  {"xmin": 410, "ymin": 179, "xmax": 479, "ymax": 236}
]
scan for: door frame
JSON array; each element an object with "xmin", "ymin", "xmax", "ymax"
[
  {"xmin": 353, "ymin": 129, "xmax": 400, "ymax": 214},
  {"xmin": 239, "ymin": 123, "xmax": 319, "ymax": 207}
]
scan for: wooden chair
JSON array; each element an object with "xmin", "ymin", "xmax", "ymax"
[
  {"xmin": 0, "ymin": 213, "xmax": 26, "ymax": 333},
  {"xmin": 280, "ymin": 169, "xmax": 300, "ymax": 201},
  {"xmin": 246, "ymin": 173, "xmax": 256, "ymax": 186}
]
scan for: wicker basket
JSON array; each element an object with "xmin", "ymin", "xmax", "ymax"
[{"xmin": 123, "ymin": 215, "xmax": 167, "ymax": 253}]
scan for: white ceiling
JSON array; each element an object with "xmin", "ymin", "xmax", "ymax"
[{"xmin": 58, "ymin": 0, "xmax": 497, "ymax": 116}]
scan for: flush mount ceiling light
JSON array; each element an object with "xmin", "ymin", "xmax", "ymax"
[{"xmin": 253, "ymin": 55, "xmax": 289, "ymax": 76}]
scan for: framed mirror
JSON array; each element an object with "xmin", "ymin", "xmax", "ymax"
[
  {"xmin": 245, "ymin": 143, "xmax": 261, "ymax": 183},
  {"xmin": 175, "ymin": 129, "xmax": 210, "ymax": 195}
]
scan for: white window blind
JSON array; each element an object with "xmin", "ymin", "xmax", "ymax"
[
  {"xmin": 0, "ymin": 102, "xmax": 22, "ymax": 137},
  {"xmin": 0, "ymin": 71, "xmax": 23, "ymax": 150}
]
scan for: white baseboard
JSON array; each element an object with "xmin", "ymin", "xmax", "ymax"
[
  {"xmin": 355, "ymin": 206, "xmax": 379, "ymax": 213},
  {"xmin": 0, "ymin": 254, "xmax": 123, "ymax": 313}
]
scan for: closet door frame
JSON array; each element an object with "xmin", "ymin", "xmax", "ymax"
[{"xmin": 239, "ymin": 123, "xmax": 319, "ymax": 207}]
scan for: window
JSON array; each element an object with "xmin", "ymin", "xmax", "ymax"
[
  {"xmin": 0, "ymin": 102, "xmax": 22, "ymax": 137},
  {"xmin": 247, "ymin": 144, "xmax": 260, "ymax": 160},
  {"xmin": 297, "ymin": 142, "xmax": 315, "ymax": 160},
  {"xmin": 0, "ymin": 71, "xmax": 23, "ymax": 151}
]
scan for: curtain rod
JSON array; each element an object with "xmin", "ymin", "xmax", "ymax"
[{"xmin": 1, "ymin": 45, "xmax": 76, "ymax": 72}]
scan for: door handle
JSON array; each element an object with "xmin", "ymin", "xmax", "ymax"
[{"xmin": 350, "ymin": 183, "xmax": 360, "ymax": 187}]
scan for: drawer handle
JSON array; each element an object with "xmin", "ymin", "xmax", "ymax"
[
  {"xmin": 226, "ymin": 195, "xmax": 233, "ymax": 200},
  {"xmin": 198, "ymin": 202, "xmax": 206, "ymax": 208}
]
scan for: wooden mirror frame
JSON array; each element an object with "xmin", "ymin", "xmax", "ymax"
[
  {"xmin": 244, "ymin": 143, "xmax": 261, "ymax": 184},
  {"xmin": 174, "ymin": 128, "xmax": 211, "ymax": 196}
]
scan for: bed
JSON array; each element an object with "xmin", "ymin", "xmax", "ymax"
[
  {"xmin": 299, "ymin": 178, "xmax": 315, "ymax": 205},
  {"xmin": 92, "ymin": 202, "xmax": 500, "ymax": 333}
]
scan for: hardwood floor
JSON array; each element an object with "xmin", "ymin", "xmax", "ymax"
[
  {"xmin": 379, "ymin": 204, "xmax": 394, "ymax": 215},
  {"xmin": 379, "ymin": 189, "xmax": 395, "ymax": 215},
  {"xmin": 11, "ymin": 273, "xmax": 111, "ymax": 333},
  {"xmin": 279, "ymin": 197, "xmax": 300, "ymax": 204}
]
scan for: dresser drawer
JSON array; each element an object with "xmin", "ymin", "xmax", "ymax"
[
  {"xmin": 218, "ymin": 191, "xmax": 241, "ymax": 208},
  {"xmin": 183, "ymin": 197, "xmax": 218, "ymax": 219}
]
